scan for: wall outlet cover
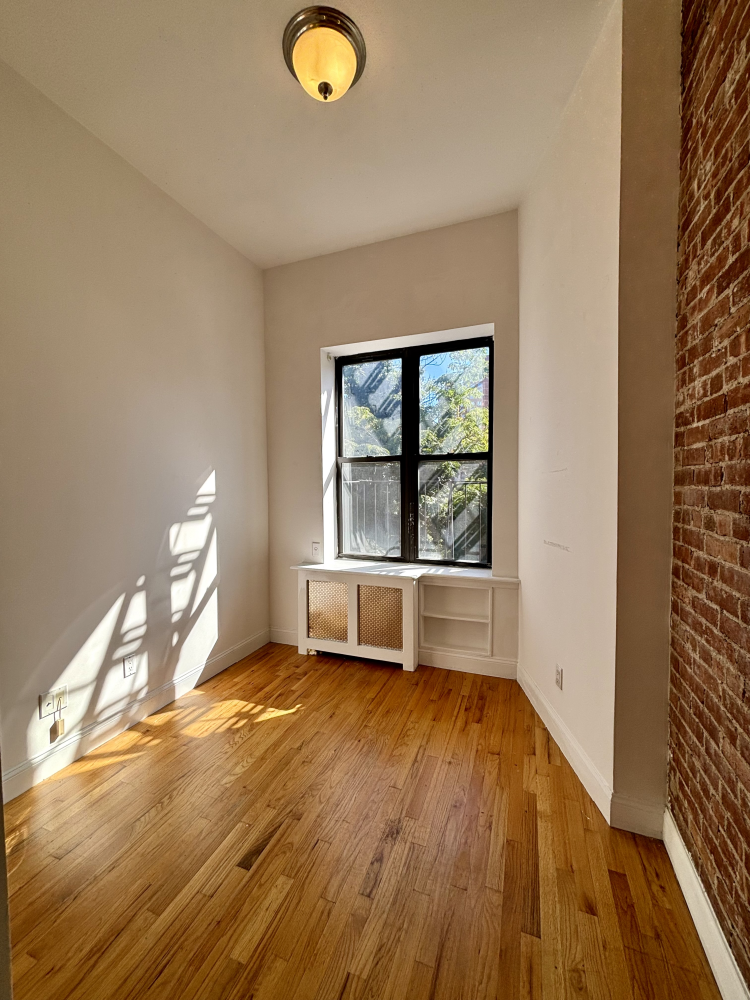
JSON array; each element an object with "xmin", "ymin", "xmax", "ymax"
[
  {"xmin": 123, "ymin": 655, "xmax": 137, "ymax": 677},
  {"xmin": 311, "ymin": 541, "xmax": 322, "ymax": 561},
  {"xmin": 555, "ymin": 664, "xmax": 563, "ymax": 690},
  {"xmin": 39, "ymin": 685, "xmax": 68, "ymax": 720}
]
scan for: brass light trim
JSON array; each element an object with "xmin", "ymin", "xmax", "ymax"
[{"xmin": 283, "ymin": 6, "xmax": 366, "ymax": 101}]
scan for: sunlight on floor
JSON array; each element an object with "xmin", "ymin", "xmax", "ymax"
[{"xmin": 182, "ymin": 699, "xmax": 303, "ymax": 738}]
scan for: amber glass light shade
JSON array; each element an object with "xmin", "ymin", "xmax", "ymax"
[
  {"xmin": 292, "ymin": 26, "xmax": 357, "ymax": 101},
  {"xmin": 283, "ymin": 7, "xmax": 366, "ymax": 103}
]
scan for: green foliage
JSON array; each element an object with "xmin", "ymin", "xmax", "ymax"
[
  {"xmin": 418, "ymin": 350, "xmax": 489, "ymax": 558},
  {"xmin": 419, "ymin": 349, "xmax": 489, "ymax": 455},
  {"xmin": 419, "ymin": 461, "xmax": 487, "ymax": 560},
  {"xmin": 344, "ymin": 405, "xmax": 392, "ymax": 456},
  {"xmin": 342, "ymin": 360, "xmax": 402, "ymax": 456}
]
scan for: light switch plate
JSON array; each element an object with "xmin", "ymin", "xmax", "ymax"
[
  {"xmin": 555, "ymin": 664, "xmax": 563, "ymax": 690},
  {"xmin": 39, "ymin": 685, "xmax": 68, "ymax": 720},
  {"xmin": 311, "ymin": 541, "xmax": 322, "ymax": 561}
]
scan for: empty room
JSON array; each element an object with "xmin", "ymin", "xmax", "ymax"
[{"xmin": 1, "ymin": 0, "xmax": 749, "ymax": 996}]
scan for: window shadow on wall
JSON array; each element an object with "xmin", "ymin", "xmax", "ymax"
[{"xmin": 9, "ymin": 470, "xmax": 221, "ymax": 795}]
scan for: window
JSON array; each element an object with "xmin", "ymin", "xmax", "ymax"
[{"xmin": 336, "ymin": 337, "xmax": 492, "ymax": 565}]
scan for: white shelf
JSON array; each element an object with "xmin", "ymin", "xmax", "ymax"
[
  {"xmin": 421, "ymin": 614, "xmax": 491, "ymax": 657},
  {"xmin": 421, "ymin": 611, "xmax": 490, "ymax": 624},
  {"xmin": 420, "ymin": 643, "xmax": 491, "ymax": 656}
]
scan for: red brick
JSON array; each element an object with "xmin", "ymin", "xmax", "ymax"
[
  {"xmin": 726, "ymin": 461, "xmax": 750, "ymax": 486},
  {"xmin": 727, "ymin": 382, "xmax": 750, "ymax": 411},
  {"xmin": 717, "ymin": 246, "xmax": 750, "ymax": 296},
  {"xmin": 706, "ymin": 534, "xmax": 740, "ymax": 562},
  {"xmin": 734, "ymin": 268, "xmax": 750, "ymax": 306},
  {"xmin": 706, "ymin": 580, "xmax": 741, "ymax": 617},
  {"xmin": 695, "ymin": 595, "xmax": 721, "ymax": 628},
  {"xmin": 719, "ymin": 563, "xmax": 750, "ymax": 597},
  {"xmin": 708, "ymin": 488, "xmax": 742, "ymax": 512},
  {"xmin": 697, "ymin": 392, "xmax": 728, "ymax": 421}
]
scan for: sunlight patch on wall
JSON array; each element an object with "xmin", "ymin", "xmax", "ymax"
[
  {"xmin": 171, "ymin": 570, "xmax": 197, "ymax": 622},
  {"xmin": 192, "ymin": 530, "xmax": 217, "ymax": 613},
  {"xmin": 25, "ymin": 594, "xmax": 125, "ymax": 759},
  {"xmin": 174, "ymin": 588, "xmax": 218, "ymax": 680},
  {"xmin": 169, "ymin": 515, "xmax": 213, "ymax": 558}
]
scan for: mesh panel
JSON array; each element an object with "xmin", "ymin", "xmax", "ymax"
[
  {"xmin": 307, "ymin": 580, "xmax": 348, "ymax": 642},
  {"xmin": 358, "ymin": 585, "xmax": 403, "ymax": 650}
]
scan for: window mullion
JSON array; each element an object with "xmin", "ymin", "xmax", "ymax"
[{"xmin": 402, "ymin": 348, "xmax": 418, "ymax": 562}]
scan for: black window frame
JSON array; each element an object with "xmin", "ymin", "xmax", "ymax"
[{"xmin": 335, "ymin": 336, "xmax": 493, "ymax": 567}]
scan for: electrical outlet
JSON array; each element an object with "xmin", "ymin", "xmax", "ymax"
[
  {"xmin": 123, "ymin": 655, "xmax": 137, "ymax": 678},
  {"xmin": 311, "ymin": 541, "xmax": 322, "ymax": 561},
  {"xmin": 555, "ymin": 664, "xmax": 563, "ymax": 690},
  {"xmin": 39, "ymin": 685, "xmax": 67, "ymax": 720}
]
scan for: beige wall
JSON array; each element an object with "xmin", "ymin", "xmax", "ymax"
[
  {"xmin": 518, "ymin": 1, "xmax": 623, "ymax": 817},
  {"xmin": 263, "ymin": 214, "xmax": 519, "ymax": 640},
  {"xmin": 0, "ymin": 61, "xmax": 269, "ymax": 798},
  {"xmin": 612, "ymin": 0, "xmax": 680, "ymax": 831}
]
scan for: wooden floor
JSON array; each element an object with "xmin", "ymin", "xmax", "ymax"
[{"xmin": 5, "ymin": 644, "xmax": 719, "ymax": 1000}]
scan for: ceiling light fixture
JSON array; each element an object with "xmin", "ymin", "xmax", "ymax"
[{"xmin": 283, "ymin": 6, "xmax": 366, "ymax": 103}]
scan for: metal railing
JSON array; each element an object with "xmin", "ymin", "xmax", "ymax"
[
  {"xmin": 419, "ymin": 479, "xmax": 487, "ymax": 562},
  {"xmin": 342, "ymin": 478, "xmax": 401, "ymax": 556},
  {"xmin": 341, "ymin": 476, "xmax": 487, "ymax": 562}
]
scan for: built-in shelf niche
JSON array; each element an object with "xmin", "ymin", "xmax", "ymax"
[
  {"xmin": 420, "ymin": 581, "xmax": 492, "ymax": 656},
  {"xmin": 421, "ymin": 583, "xmax": 490, "ymax": 621}
]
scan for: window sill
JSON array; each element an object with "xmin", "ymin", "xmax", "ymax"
[{"xmin": 292, "ymin": 559, "xmax": 519, "ymax": 585}]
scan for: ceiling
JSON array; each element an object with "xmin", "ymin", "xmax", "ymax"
[{"xmin": 0, "ymin": 0, "xmax": 614, "ymax": 268}]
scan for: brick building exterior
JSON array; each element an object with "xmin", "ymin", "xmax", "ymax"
[{"xmin": 670, "ymin": 0, "xmax": 750, "ymax": 983}]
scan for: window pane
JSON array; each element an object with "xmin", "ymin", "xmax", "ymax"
[
  {"xmin": 342, "ymin": 359, "xmax": 402, "ymax": 457},
  {"xmin": 418, "ymin": 461, "xmax": 488, "ymax": 562},
  {"xmin": 419, "ymin": 347, "xmax": 490, "ymax": 454},
  {"xmin": 341, "ymin": 463, "xmax": 401, "ymax": 556}
]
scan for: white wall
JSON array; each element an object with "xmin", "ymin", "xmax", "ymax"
[
  {"xmin": 0, "ymin": 61, "xmax": 270, "ymax": 797},
  {"xmin": 263, "ymin": 214, "xmax": 519, "ymax": 642},
  {"xmin": 518, "ymin": 2, "xmax": 623, "ymax": 818}
]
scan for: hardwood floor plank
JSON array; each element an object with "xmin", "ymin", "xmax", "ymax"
[
  {"xmin": 521, "ymin": 791, "xmax": 541, "ymax": 938},
  {"xmin": 536, "ymin": 773, "xmax": 566, "ymax": 1000},
  {"xmin": 466, "ymin": 886, "xmax": 503, "ymax": 1000},
  {"xmin": 520, "ymin": 932, "xmax": 543, "ymax": 1000},
  {"xmin": 556, "ymin": 868, "xmax": 589, "ymax": 1000},
  {"xmin": 577, "ymin": 911, "xmax": 614, "ymax": 1000},
  {"xmin": 499, "ymin": 839, "xmax": 523, "ymax": 1000}
]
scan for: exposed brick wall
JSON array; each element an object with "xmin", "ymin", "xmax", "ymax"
[{"xmin": 670, "ymin": 0, "xmax": 750, "ymax": 983}]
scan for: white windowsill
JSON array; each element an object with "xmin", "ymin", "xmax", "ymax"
[{"xmin": 292, "ymin": 559, "xmax": 519, "ymax": 584}]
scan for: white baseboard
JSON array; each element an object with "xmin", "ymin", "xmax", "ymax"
[
  {"xmin": 517, "ymin": 663, "xmax": 612, "ymax": 822},
  {"xmin": 269, "ymin": 627, "xmax": 517, "ymax": 680},
  {"xmin": 270, "ymin": 627, "xmax": 297, "ymax": 646},
  {"xmin": 663, "ymin": 810, "xmax": 750, "ymax": 1000},
  {"xmin": 2, "ymin": 629, "xmax": 270, "ymax": 801},
  {"xmin": 418, "ymin": 649, "xmax": 516, "ymax": 679},
  {"xmin": 610, "ymin": 791, "xmax": 665, "ymax": 839}
]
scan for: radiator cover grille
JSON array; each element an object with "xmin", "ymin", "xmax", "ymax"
[
  {"xmin": 358, "ymin": 585, "xmax": 403, "ymax": 650},
  {"xmin": 307, "ymin": 580, "xmax": 348, "ymax": 642}
]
